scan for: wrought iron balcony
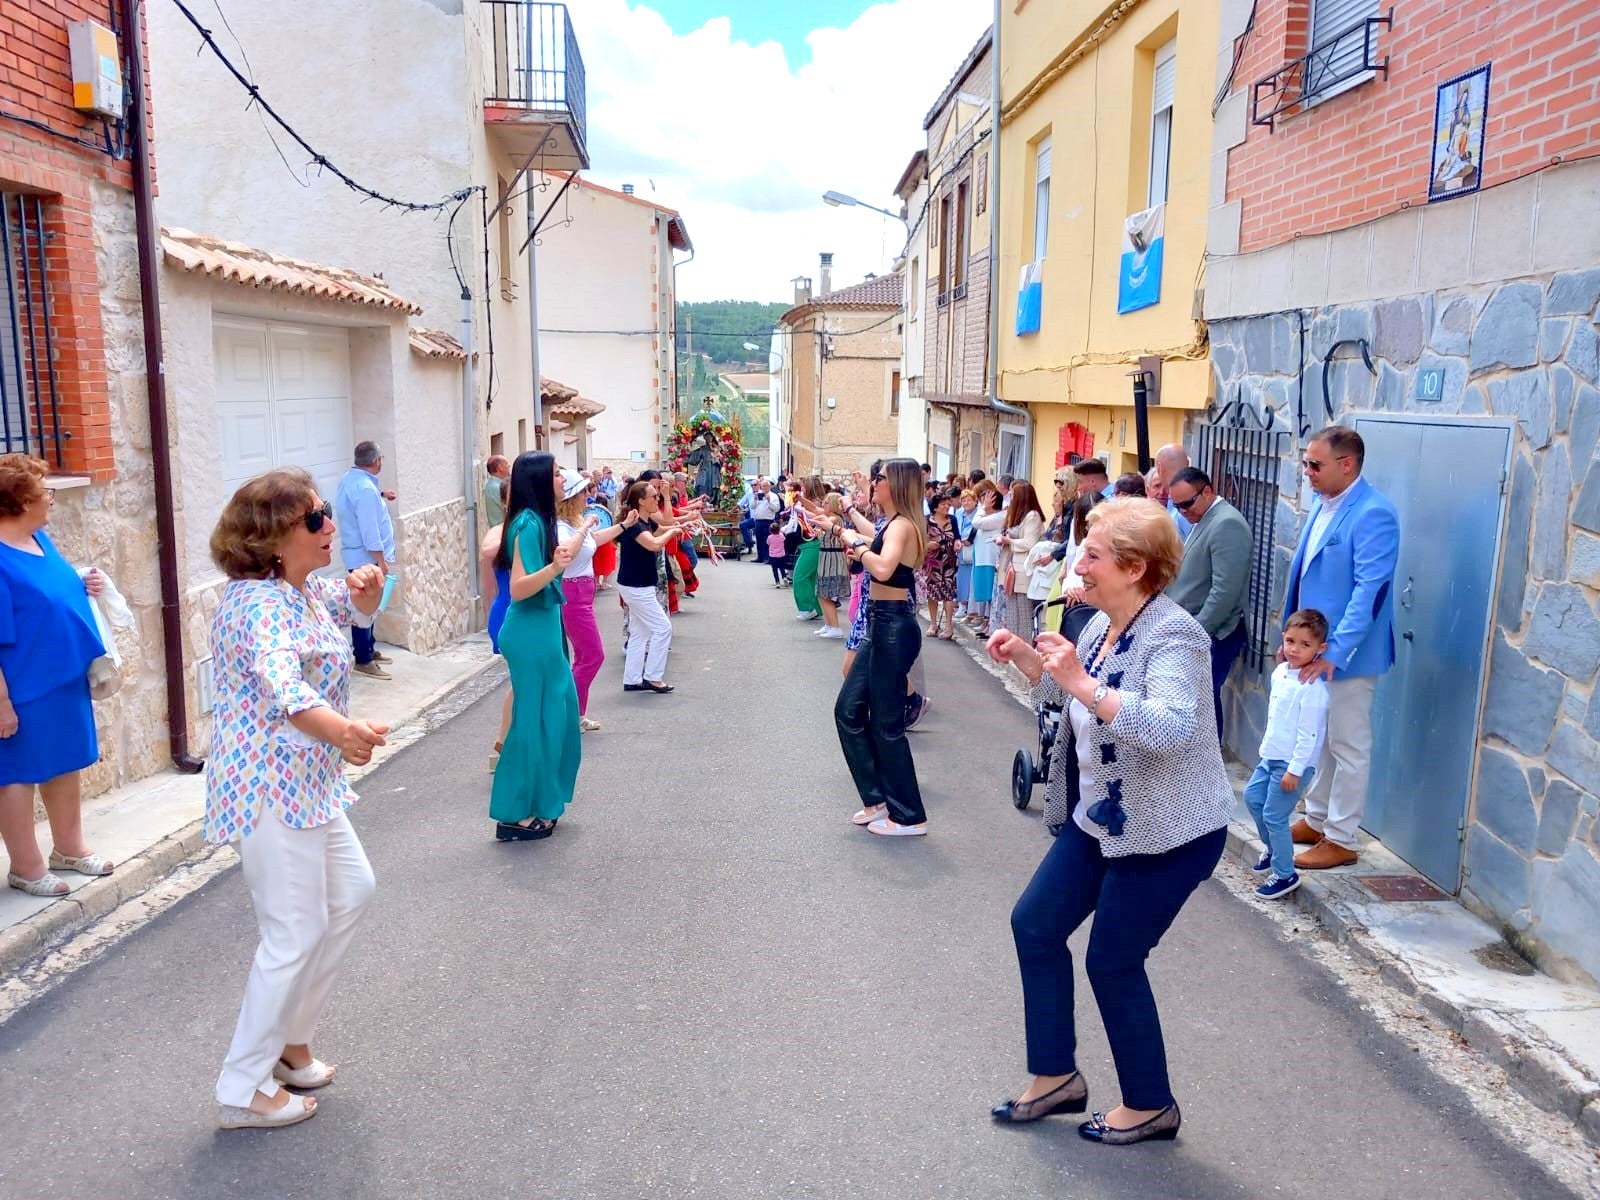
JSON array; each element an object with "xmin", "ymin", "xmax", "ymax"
[
  {"xmin": 483, "ymin": 0, "xmax": 589, "ymax": 170},
  {"xmin": 1251, "ymin": 8, "xmax": 1392, "ymax": 130}
]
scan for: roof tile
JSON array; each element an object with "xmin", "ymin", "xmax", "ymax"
[{"xmin": 160, "ymin": 227, "xmax": 422, "ymax": 315}]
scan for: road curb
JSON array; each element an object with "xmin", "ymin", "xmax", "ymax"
[
  {"xmin": 0, "ymin": 651, "xmax": 506, "ymax": 985},
  {"xmin": 946, "ymin": 618, "xmax": 1600, "ymax": 1149}
]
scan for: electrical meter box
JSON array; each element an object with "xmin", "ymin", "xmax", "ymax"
[{"xmin": 68, "ymin": 19, "xmax": 123, "ymax": 118}]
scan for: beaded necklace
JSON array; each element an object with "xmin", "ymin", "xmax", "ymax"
[{"xmin": 1076, "ymin": 591, "xmax": 1160, "ymax": 683}]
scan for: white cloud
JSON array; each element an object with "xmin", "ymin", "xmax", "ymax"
[{"xmin": 566, "ymin": 0, "xmax": 991, "ymax": 302}]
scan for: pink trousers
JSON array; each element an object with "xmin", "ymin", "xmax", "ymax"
[{"xmin": 561, "ymin": 575, "xmax": 604, "ymax": 715}]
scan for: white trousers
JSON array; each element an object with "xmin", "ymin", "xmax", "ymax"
[
  {"xmin": 1301, "ymin": 674, "xmax": 1378, "ymax": 851},
  {"xmin": 216, "ymin": 811, "xmax": 375, "ymax": 1107},
  {"xmin": 619, "ymin": 584, "xmax": 672, "ymax": 685}
]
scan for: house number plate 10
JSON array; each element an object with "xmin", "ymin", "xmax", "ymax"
[{"xmin": 1415, "ymin": 368, "xmax": 1445, "ymax": 403}]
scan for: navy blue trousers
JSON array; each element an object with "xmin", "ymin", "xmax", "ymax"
[{"xmin": 1010, "ymin": 819, "xmax": 1225, "ymax": 1109}]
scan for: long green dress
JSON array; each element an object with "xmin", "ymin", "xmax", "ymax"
[
  {"xmin": 489, "ymin": 512, "xmax": 581, "ymax": 825},
  {"xmin": 792, "ymin": 536, "xmax": 820, "ymax": 616}
]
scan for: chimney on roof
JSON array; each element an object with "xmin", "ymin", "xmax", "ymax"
[
  {"xmin": 819, "ymin": 252, "xmax": 833, "ymax": 296},
  {"xmin": 792, "ymin": 275, "xmax": 813, "ymax": 306},
  {"xmin": 622, "ymin": 183, "xmax": 635, "ymax": 195}
]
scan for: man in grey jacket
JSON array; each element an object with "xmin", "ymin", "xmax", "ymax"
[{"xmin": 1164, "ymin": 467, "xmax": 1251, "ymax": 741}]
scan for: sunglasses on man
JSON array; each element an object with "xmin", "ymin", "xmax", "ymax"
[{"xmin": 303, "ymin": 501, "xmax": 334, "ymax": 533}]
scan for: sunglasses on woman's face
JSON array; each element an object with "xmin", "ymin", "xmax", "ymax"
[{"xmin": 303, "ymin": 501, "xmax": 334, "ymax": 533}]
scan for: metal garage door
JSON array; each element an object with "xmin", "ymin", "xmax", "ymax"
[{"xmin": 214, "ymin": 318, "xmax": 353, "ymax": 507}]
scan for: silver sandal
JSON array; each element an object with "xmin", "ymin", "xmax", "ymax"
[
  {"xmin": 7, "ymin": 870, "xmax": 70, "ymax": 897},
  {"xmin": 48, "ymin": 850, "xmax": 114, "ymax": 877}
]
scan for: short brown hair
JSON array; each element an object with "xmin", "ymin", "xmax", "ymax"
[
  {"xmin": 1084, "ymin": 496, "xmax": 1184, "ymax": 593},
  {"xmin": 0, "ymin": 453, "xmax": 48, "ymax": 518},
  {"xmin": 211, "ymin": 467, "xmax": 318, "ymax": 579},
  {"xmin": 1286, "ymin": 608, "xmax": 1330, "ymax": 642},
  {"xmin": 1309, "ymin": 425, "xmax": 1364, "ymax": 468}
]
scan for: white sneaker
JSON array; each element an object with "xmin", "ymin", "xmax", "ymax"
[
  {"xmin": 818, "ymin": 626, "xmax": 843, "ymax": 639},
  {"xmin": 867, "ymin": 818, "xmax": 927, "ymax": 837},
  {"xmin": 796, "ymin": 610, "xmax": 819, "ymax": 621}
]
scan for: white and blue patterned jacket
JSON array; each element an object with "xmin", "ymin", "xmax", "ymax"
[{"xmin": 1030, "ymin": 594, "xmax": 1235, "ymax": 857}]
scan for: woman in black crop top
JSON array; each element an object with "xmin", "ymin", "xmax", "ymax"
[{"xmin": 827, "ymin": 458, "xmax": 930, "ymax": 836}]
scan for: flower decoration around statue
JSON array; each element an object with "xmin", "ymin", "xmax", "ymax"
[{"xmin": 666, "ymin": 412, "xmax": 743, "ymax": 508}]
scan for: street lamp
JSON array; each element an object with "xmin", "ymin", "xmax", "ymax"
[{"xmin": 822, "ymin": 190, "xmax": 909, "ymax": 227}]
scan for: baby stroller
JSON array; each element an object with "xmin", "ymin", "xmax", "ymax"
[{"xmin": 1010, "ymin": 598, "xmax": 1098, "ymax": 811}]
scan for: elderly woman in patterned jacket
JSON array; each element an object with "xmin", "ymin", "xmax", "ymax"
[
  {"xmin": 984, "ymin": 497, "xmax": 1234, "ymax": 1146},
  {"xmin": 204, "ymin": 467, "xmax": 389, "ymax": 1131}
]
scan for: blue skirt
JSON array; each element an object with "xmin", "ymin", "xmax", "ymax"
[
  {"xmin": 488, "ymin": 566, "xmax": 511, "ymax": 653},
  {"xmin": 955, "ymin": 561, "xmax": 973, "ymax": 602},
  {"xmin": 0, "ymin": 675, "xmax": 98, "ymax": 786},
  {"xmin": 971, "ymin": 565, "xmax": 997, "ymax": 606}
]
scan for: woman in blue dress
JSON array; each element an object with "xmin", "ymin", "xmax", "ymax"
[
  {"xmin": 0, "ymin": 455, "xmax": 115, "ymax": 897},
  {"xmin": 489, "ymin": 452, "xmax": 581, "ymax": 841}
]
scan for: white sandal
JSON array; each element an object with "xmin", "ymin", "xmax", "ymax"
[
  {"xmin": 7, "ymin": 870, "xmax": 70, "ymax": 897},
  {"xmin": 851, "ymin": 805, "xmax": 887, "ymax": 826},
  {"xmin": 273, "ymin": 1057, "xmax": 336, "ymax": 1089},
  {"xmin": 867, "ymin": 818, "xmax": 928, "ymax": 837},
  {"xmin": 48, "ymin": 850, "xmax": 114, "ymax": 877},
  {"xmin": 217, "ymin": 1091, "xmax": 317, "ymax": 1130}
]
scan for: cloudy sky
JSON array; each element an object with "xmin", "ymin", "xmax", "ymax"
[{"xmin": 565, "ymin": 0, "xmax": 992, "ymax": 303}]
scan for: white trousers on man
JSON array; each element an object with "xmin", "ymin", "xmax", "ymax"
[
  {"xmin": 216, "ymin": 811, "xmax": 375, "ymax": 1107},
  {"xmin": 619, "ymin": 584, "xmax": 672, "ymax": 685},
  {"xmin": 1301, "ymin": 674, "xmax": 1377, "ymax": 851}
]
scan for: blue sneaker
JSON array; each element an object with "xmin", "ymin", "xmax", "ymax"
[
  {"xmin": 1250, "ymin": 852, "xmax": 1274, "ymax": 875},
  {"xmin": 1256, "ymin": 873, "xmax": 1301, "ymax": 900}
]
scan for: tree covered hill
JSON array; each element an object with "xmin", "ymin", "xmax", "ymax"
[{"xmin": 676, "ymin": 300, "xmax": 791, "ymax": 365}]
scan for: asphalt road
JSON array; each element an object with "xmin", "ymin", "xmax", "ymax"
[{"xmin": 0, "ymin": 561, "xmax": 1579, "ymax": 1199}]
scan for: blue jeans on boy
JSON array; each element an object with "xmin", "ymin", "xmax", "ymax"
[{"xmin": 1244, "ymin": 759, "xmax": 1315, "ymax": 880}]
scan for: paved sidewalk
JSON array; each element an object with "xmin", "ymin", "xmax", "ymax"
[
  {"xmin": 0, "ymin": 633, "xmax": 499, "ymax": 976},
  {"xmin": 947, "ymin": 619, "xmax": 1600, "ymax": 1148}
]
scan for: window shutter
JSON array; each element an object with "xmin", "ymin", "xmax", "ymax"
[
  {"xmin": 1311, "ymin": 0, "xmax": 1379, "ymax": 47},
  {"xmin": 1152, "ymin": 44, "xmax": 1177, "ymax": 114},
  {"xmin": 1036, "ymin": 138, "xmax": 1052, "ymax": 181},
  {"xmin": 1309, "ymin": 0, "xmax": 1380, "ymax": 89}
]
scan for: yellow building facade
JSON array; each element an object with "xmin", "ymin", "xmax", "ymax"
[{"xmin": 996, "ymin": 0, "xmax": 1219, "ymax": 484}]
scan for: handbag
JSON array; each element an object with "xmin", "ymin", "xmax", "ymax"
[
  {"xmin": 87, "ymin": 655, "xmax": 122, "ymax": 701},
  {"xmin": 959, "ymin": 544, "xmax": 974, "ymax": 565}
]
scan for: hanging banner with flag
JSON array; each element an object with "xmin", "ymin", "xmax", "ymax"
[
  {"xmin": 1117, "ymin": 203, "xmax": 1165, "ymax": 314},
  {"xmin": 1015, "ymin": 259, "xmax": 1043, "ymax": 335}
]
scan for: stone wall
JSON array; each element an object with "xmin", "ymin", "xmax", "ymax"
[
  {"xmin": 382, "ymin": 498, "xmax": 474, "ymax": 654},
  {"xmin": 42, "ymin": 183, "xmax": 184, "ymax": 799},
  {"xmin": 1206, "ymin": 266, "xmax": 1600, "ymax": 985}
]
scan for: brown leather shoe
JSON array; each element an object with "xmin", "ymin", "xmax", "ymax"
[
  {"xmin": 1290, "ymin": 818, "xmax": 1322, "ymax": 845},
  {"xmin": 1295, "ymin": 840, "xmax": 1358, "ymax": 870}
]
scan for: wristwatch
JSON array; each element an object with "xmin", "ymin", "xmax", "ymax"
[{"xmin": 1091, "ymin": 682, "xmax": 1110, "ymax": 714}]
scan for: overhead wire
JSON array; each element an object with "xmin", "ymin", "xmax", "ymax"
[{"xmin": 167, "ymin": 0, "xmax": 475, "ymax": 214}]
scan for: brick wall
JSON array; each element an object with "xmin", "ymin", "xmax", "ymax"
[
  {"xmin": 0, "ymin": 0, "xmax": 150, "ymax": 480},
  {"xmin": 1227, "ymin": 0, "xmax": 1600, "ymax": 253}
]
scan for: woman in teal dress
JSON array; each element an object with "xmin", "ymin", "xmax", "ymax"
[{"xmin": 489, "ymin": 452, "xmax": 581, "ymax": 841}]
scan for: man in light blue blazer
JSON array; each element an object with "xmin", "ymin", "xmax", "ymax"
[{"xmin": 1281, "ymin": 426, "xmax": 1399, "ymax": 869}]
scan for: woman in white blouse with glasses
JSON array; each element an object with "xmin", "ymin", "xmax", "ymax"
[{"xmin": 205, "ymin": 467, "xmax": 388, "ymax": 1130}]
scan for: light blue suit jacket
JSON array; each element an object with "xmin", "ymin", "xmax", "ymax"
[{"xmin": 1283, "ymin": 476, "xmax": 1399, "ymax": 679}]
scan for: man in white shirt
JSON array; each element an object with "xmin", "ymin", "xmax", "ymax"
[{"xmin": 749, "ymin": 480, "xmax": 783, "ymax": 564}]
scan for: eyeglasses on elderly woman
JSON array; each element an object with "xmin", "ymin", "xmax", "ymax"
[{"xmin": 302, "ymin": 501, "xmax": 334, "ymax": 533}]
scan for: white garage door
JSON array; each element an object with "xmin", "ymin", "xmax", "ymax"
[{"xmin": 214, "ymin": 318, "xmax": 353, "ymax": 508}]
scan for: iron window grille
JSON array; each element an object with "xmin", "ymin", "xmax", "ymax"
[
  {"xmin": 1, "ymin": 193, "xmax": 65, "ymax": 467},
  {"xmin": 1251, "ymin": 8, "xmax": 1392, "ymax": 129},
  {"xmin": 1193, "ymin": 397, "xmax": 1291, "ymax": 673}
]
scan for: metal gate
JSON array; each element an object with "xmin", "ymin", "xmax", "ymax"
[
  {"xmin": 1352, "ymin": 414, "xmax": 1510, "ymax": 891},
  {"xmin": 1193, "ymin": 399, "xmax": 1291, "ymax": 673},
  {"xmin": 1, "ymin": 192, "xmax": 63, "ymax": 465}
]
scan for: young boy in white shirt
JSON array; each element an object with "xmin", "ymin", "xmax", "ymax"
[{"xmin": 1246, "ymin": 608, "xmax": 1332, "ymax": 899}]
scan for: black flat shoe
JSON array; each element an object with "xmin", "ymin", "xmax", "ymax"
[
  {"xmin": 1078, "ymin": 1103, "xmax": 1180, "ymax": 1145},
  {"xmin": 623, "ymin": 683, "xmax": 648, "ymax": 692},
  {"xmin": 643, "ymin": 681, "xmax": 674, "ymax": 694},
  {"xmin": 990, "ymin": 1073, "xmax": 1088, "ymax": 1123},
  {"xmin": 495, "ymin": 819, "xmax": 557, "ymax": 842}
]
